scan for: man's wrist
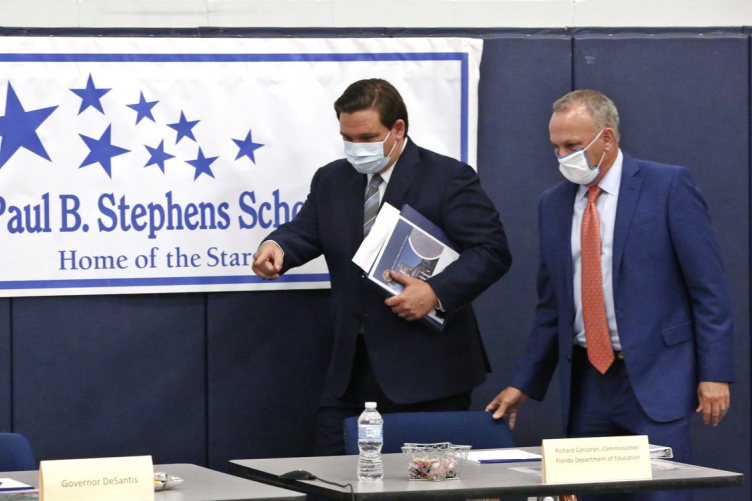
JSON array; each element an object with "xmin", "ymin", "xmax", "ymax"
[{"xmin": 262, "ymin": 240, "xmax": 284, "ymax": 257}]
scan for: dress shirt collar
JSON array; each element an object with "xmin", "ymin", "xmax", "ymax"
[{"xmin": 576, "ymin": 149, "xmax": 624, "ymax": 202}]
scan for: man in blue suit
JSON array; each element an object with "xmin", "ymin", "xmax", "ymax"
[
  {"xmin": 486, "ymin": 90, "xmax": 733, "ymax": 500},
  {"xmin": 253, "ymin": 79, "xmax": 511, "ymax": 455}
]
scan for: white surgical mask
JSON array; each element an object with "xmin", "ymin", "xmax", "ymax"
[
  {"xmin": 344, "ymin": 131, "xmax": 396, "ymax": 175},
  {"xmin": 556, "ymin": 130, "xmax": 606, "ymax": 185}
]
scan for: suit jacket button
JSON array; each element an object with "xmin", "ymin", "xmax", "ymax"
[
  {"xmin": 354, "ymin": 312, "xmax": 361, "ymax": 318},
  {"xmin": 568, "ymin": 317, "xmax": 574, "ymax": 324},
  {"xmin": 566, "ymin": 354, "xmax": 572, "ymax": 362},
  {"xmin": 360, "ymin": 272, "xmax": 366, "ymax": 278}
]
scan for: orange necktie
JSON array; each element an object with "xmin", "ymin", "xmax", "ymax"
[{"xmin": 581, "ymin": 185, "xmax": 614, "ymax": 374}]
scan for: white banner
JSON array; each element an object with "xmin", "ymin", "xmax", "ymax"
[{"xmin": 0, "ymin": 37, "xmax": 482, "ymax": 296}]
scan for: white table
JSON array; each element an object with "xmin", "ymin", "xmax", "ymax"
[
  {"xmin": 229, "ymin": 448, "xmax": 742, "ymax": 500},
  {"xmin": 2, "ymin": 463, "xmax": 305, "ymax": 501}
]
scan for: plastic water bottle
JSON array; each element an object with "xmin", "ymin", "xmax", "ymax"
[{"xmin": 357, "ymin": 401, "xmax": 384, "ymax": 480}]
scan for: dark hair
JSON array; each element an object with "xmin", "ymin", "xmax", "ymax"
[{"xmin": 334, "ymin": 78, "xmax": 409, "ymax": 134}]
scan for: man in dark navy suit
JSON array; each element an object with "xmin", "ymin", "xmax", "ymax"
[
  {"xmin": 486, "ymin": 90, "xmax": 734, "ymax": 501},
  {"xmin": 253, "ymin": 79, "xmax": 511, "ymax": 455}
]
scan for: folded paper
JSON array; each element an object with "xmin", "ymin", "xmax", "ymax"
[{"xmin": 542, "ymin": 435, "xmax": 651, "ymax": 484}]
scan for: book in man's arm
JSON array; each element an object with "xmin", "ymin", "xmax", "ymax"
[{"xmin": 353, "ymin": 204, "xmax": 459, "ymax": 331}]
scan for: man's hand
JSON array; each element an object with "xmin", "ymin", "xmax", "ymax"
[
  {"xmin": 252, "ymin": 241, "xmax": 284, "ymax": 279},
  {"xmin": 485, "ymin": 387, "xmax": 529, "ymax": 430},
  {"xmin": 696, "ymin": 381, "xmax": 730, "ymax": 427},
  {"xmin": 383, "ymin": 270, "xmax": 438, "ymax": 321}
]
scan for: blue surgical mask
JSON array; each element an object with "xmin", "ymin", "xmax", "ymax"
[
  {"xmin": 344, "ymin": 131, "xmax": 396, "ymax": 175},
  {"xmin": 556, "ymin": 130, "xmax": 606, "ymax": 185}
]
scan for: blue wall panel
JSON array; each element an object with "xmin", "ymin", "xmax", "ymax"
[
  {"xmin": 573, "ymin": 35, "xmax": 751, "ymax": 500},
  {"xmin": 473, "ymin": 36, "xmax": 573, "ymax": 445},
  {"xmin": 207, "ymin": 290, "xmax": 333, "ymax": 471},
  {"xmin": 0, "ymin": 299, "xmax": 10, "ymax": 431},
  {"xmin": 12, "ymin": 294, "xmax": 207, "ymax": 465}
]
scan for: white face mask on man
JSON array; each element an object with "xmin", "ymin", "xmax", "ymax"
[
  {"xmin": 555, "ymin": 130, "xmax": 606, "ymax": 185},
  {"xmin": 344, "ymin": 131, "xmax": 397, "ymax": 175}
]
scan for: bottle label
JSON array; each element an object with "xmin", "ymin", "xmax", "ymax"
[{"xmin": 358, "ymin": 424, "xmax": 383, "ymax": 440}]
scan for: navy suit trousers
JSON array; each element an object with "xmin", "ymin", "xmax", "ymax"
[{"xmin": 569, "ymin": 346, "xmax": 692, "ymax": 501}]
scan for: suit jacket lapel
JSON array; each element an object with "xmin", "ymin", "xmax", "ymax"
[
  {"xmin": 382, "ymin": 138, "xmax": 421, "ymax": 210},
  {"xmin": 342, "ymin": 162, "xmax": 368, "ymax": 252},
  {"xmin": 613, "ymin": 154, "xmax": 642, "ymax": 291}
]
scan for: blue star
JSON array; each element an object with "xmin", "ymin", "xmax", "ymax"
[
  {"xmin": 79, "ymin": 125, "xmax": 130, "ymax": 178},
  {"xmin": 232, "ymin": 129, "xmax": 264, "ymax": 164},
  {"xmin": 127, "ymin": 92, "xmax": 159, "ymax": 125},
  {"xmin": 167, "ymin": 111, "xmax": 200, "ymax": 144},
  {"xmin": 186, "ymin": 147, "xmax": 218, "ymax": 180},
  {"xmin": 70, "ymin": 74, "xmax": 111, "ymax": 115},
  {"xmin": 0, "ymin": 83, "xmax": 58, "ymax": 169},
  {"xmin": 144, "ymin": 140, "xmax": 175, "ymax": 173}
]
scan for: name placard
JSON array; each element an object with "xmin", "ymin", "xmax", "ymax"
[
  {"xmin": 39, "ymin": 455, "xmax": 153, "ymax": 501},
  {"xmin": 541, "ymin": 435, "xmax": 651, "ymax": 484}
]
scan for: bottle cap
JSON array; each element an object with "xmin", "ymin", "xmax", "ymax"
[{"xmin": 365, "ymin": 402, "xmax": 377, "ymax": 409}]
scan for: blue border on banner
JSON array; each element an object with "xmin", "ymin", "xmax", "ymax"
[
  {"xmin": 0, "ymin": 50, "xmax": 470, "ymax": 291},
  {"xmin": 0, "ymin": 274, "xmax": 332, "ymax": 290}
]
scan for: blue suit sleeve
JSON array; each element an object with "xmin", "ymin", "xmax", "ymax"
[
  {"xmin": 668, "ymin": 168, "xmax": 735, "ymax": 382},
  {"xmin": 511, "ymin": 196, "xmax": 561, "ymax": 400},
  {"xmin": 426, "ymin": 163, "xmax": 512, "ymax": 313},
  {"xmin": 263, "ymin": 169, "xmax": 323, "ymax": 272}
]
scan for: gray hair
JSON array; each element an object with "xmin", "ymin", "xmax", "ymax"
[{"xmin": 553, "ymin": 90, "xmax": 620, "ymax": 141}]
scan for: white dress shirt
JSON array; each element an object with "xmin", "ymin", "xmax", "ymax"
[{"xmin": 572, "ymin": 149, "xmax": 623, "ymax": 350}]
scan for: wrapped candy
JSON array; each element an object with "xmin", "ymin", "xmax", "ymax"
[
  {"xmin": 154, "ymin": 471, "xmax": 184, "ymax": 491},
  {"xmin": 402, "ymin": 443, "xmax": 471, "ymax": 481}
]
